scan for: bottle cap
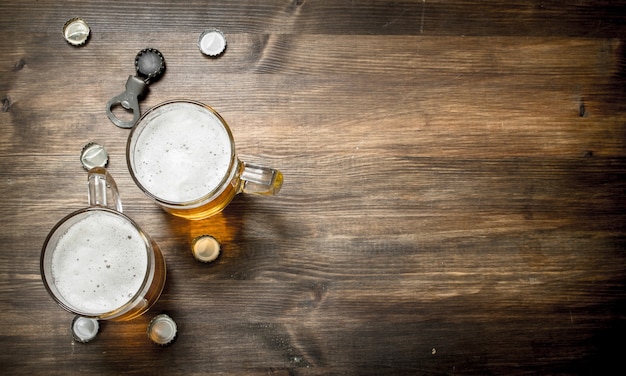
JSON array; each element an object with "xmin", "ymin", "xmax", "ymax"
[
  {"xmin": 80, "ymin": 142, "xmax": 109, "ymax": 170},
  {"xmin": 147, "ymin": 314, "xmax": 177, "ymax": 345},
  {"xmin": 191, "ymin": 235, "xmax": 221, "ymax": 263},
  {"xmin": 63, "ymin": 18, "xmax": 90, "ymax": 46},
  {"xmin": 135, "ymin": 48, "xmax": 166, "ymax": 83},
  {"xmin": 71, "ymin": 316, "xmax": 99, "ymax": 343},
  {"xmin": 198, "ymin": 29, "xmax": 227, "ymax": 57}
]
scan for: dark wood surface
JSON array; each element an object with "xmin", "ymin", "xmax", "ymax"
[{"xmin": 2, "ymin": 1, "xmax": 626, "ymax": 374}]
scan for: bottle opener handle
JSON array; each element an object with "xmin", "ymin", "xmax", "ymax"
[{"xmin": 105, "ymin": 76, "xmax": 148, "ymax": 129}]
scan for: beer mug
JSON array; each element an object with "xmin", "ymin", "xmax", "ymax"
[
  {"xmin": 41, "ymin": 167, "xmax": 166, "ymax": 321},
  {"xmin": 126, "ymin": 100, "xmax": 283, "ymax": 220}
]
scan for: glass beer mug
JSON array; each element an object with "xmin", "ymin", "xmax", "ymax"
[
  {"xmin": 126, "ymin": 100, "xmax": 283, "ymax": 220},
  {"xmin": 41, "ymin": 167, "xmax": 166, "ymax": 321}
]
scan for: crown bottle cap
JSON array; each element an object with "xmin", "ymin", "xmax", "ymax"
[
  {"xmin": 71, "ymin": 316, "xmax": 99, "ymax": 343},
  {"xmin": 198, "ymin": 29, "xmax": 227, "ymax": 57},
  {"xmin": 80, "ymin": 142, "xmax": 109, "ymax": 170},
  {"xmin": 147, "ymin": 314, "xmax": 177, "ymax": 345},
  {"xmin": 63, "ymin": 18, "xmax": 90, "ymax": 46},
  {"xmin": 135, "ymin": 48, "xmax": 166, "ymax": 83},
  {"xmin": 192, "ymin": 235, "xmax": 221, "ymax": 263}
]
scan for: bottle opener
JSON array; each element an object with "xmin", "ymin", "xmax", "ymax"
[{"xmin": 106, "ymin": 48, "xmax": 166, "ymax": 129}]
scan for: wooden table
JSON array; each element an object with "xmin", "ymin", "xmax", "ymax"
[{"xmin": 2, "ymin": 1, "xmax": 625, "ymax": 374}]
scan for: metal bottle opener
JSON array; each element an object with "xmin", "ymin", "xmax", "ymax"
[{"xmin": 106, "ymin": 48, "xmax": 166, "ymax": 128}]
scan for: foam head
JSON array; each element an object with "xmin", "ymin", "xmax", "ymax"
[
  {"xmin": 128, "ymin": 101, "xmax": 234, "ymax": 204},
  {"xmin": 45, "ymin": 210, "xmax": 149, "ymax": 316}
]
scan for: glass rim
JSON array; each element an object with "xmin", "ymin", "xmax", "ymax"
[
  {"xmin": 40, "ymin": 207, "xmax": 154, "ymax": 319},
  {"xmin": 126, "ymin": 99, "xmax": 238, "ymax": 208}
]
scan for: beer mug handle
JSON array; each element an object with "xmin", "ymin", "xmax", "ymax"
[
  {"xmin": 88, "ymin": 167, "xmax": 124, "ymax": 212},
  {"xmin": 240, "ymin": 162, "xmax": 283, "ymax": 195}
]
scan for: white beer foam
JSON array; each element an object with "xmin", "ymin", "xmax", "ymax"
[
  {"xmin": 131, "ymin": 102, "xmax": 233, "ymax": 203},
  {"xmin": 50, "ymin": 211, "xmax": 148, "ymax": 315}
]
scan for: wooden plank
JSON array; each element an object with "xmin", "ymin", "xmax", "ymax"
[{"xmin": 1, "ymin": 0, "xmax": 625, "ymax": 37}]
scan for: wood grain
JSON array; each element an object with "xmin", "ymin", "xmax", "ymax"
[{"xmin": 1, "ymin": 0, "xmax": 626, "ymax": 375}]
